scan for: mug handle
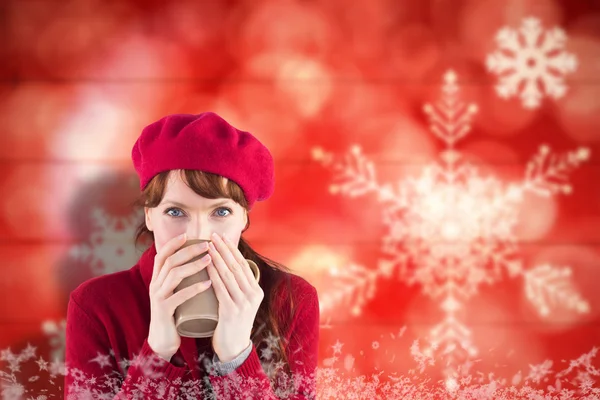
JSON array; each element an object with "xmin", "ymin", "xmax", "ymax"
[{"xmin": 246, "ymin": 259, "xmax": 260, "ymax": 282}]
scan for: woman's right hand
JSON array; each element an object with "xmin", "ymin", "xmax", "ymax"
[{"xmin": 147, "ymin": 234, "xmax": 213, "ymax": 362}]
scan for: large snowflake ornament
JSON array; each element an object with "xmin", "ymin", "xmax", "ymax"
[
  {"xmin": 312, "ymin": 70, "xmax": 590, "ymax": 375},
  {"xmin": 486, "ymin": 17, "xmax": 578, "ymax": 109},
  {"xmin": 69, "ymin": 208, "xmax": 143, "ymax": 276}
]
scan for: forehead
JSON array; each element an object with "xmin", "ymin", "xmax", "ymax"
[{"xmin": 162, "ymin": 171, "xmax": 232, "ymax": 205}]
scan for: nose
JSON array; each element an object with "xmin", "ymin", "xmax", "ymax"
[{"xmin": 188, "ymin": 219, "xmax": 213, "ymax": 241}]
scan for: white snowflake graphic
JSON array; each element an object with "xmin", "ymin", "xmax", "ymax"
[
  {"xmin": 486, "ymin": 17, "xmax": 578, "ymax": 109},
  {"xmin": 0, "ymin": 332, "xmax": 314, "ymax": 399},
  {"xmin": 312, "ymin": 70, "xmax": 590, "ymax": 376},
  {"xmin": 41, "ymin": 319, "xmax": 66, "ymax": 363},
  {"xmin": 3, "ymin": 338, "xmax": 600, "ymax": 399},
  {"xmin": 69, "ymin": 208, "xmax": 143, "ymax": 276}
]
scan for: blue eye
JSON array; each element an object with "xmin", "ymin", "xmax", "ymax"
[
  {"xmin": 165, "ymin": 208, "xmax": 184, "ymax": 217},
  {"xmin": 215, "ymin": 207, "xmax": 231, "ymax": 218}
]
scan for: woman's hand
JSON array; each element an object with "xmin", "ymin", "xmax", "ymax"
[
  {"xmin": 147, "ymin": 233, "xmax": 214, "ymax": 361},
  {"xmin": 207, "ymin": 232, "xmax": 264, "ymax": 362}
]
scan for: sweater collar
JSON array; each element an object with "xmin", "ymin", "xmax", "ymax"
[{"xmin": 139, "ymin": 243, "xmax": 158, "ymax": 290}]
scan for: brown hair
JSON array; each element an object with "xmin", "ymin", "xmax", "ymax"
[{"xmin": 133, "ymin": 169, "xmax": 295, "ymax": 376}]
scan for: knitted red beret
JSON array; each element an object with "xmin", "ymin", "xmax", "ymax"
[{"xmin": 131, "ymin": 112, "xmax": 274, "ymax": 209}]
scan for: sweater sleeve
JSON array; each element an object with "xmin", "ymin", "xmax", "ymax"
[
  {"xmin": 207, "ymin": 283, "xmax": 320, "ymax": 399},
  {"xmin": 64, "ymin": 294, "xmax": 188, "ymax": 400},
  {"xmin": 212, "ymin": 341, "xmax": 253, "ymax": 376}
]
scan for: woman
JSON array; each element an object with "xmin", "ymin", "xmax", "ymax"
[{"xmin": 64, "ymin": 112, "xmax": 320, "ymax": 399}]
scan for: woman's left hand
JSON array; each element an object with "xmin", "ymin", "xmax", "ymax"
[{"xmin": 207, "ymin": 232, "xmax": 264, "ymax": 362}]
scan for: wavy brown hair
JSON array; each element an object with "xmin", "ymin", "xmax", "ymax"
[{"xmin": 133, "ymin": 169, "xmax": 295, "ymax": 376}]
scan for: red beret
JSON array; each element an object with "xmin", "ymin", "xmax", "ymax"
[{"xmin": 132, "ymin": 112, "xmax": 274, "ymax": 209}]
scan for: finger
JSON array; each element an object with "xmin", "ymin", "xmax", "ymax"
[
  {"xmin": 157, "ymin": 243, "xmax": 209, "ymax": 289},
  {"xmin": 153, "ymin": 233, "xmax": 187, "ymax": 282},
  {"xmin": 211, "ymin": 233, "xmax": 252, "ymax": 291},
  {"xmin": 243, "ymin": 260, "xmax": 260, "ymax": 290},
  {"xmin": 221, "ymin": 234, "xmax": 257, "ymax": 290},
  {"xmin": 156, "ymin": 241, "xmax": 210, "ymax": 288},
  {"xmin": 159, "ymin": 254, "xmax": 211, "ymax": 298},
  {"xmin": 165, "ymin": 281, "xmax": 212, "ymax": 313},
  {"xmin": 208, "ymin": 241, "xmax": 245, "ymax": 303},
  {"xmin": 206, "ymin": 261, "xmax": 234, "ymax": 309}
]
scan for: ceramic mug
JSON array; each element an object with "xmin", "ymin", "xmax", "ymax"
[{"xmin": 173, "ymin": 239, "xmax": 260, "ymax": 338}]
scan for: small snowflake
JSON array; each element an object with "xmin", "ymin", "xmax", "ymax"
[
  {"xmin": 486, "ymin": 17, "xmax": 577, "ymax": 109},
  {"xmin": 263, "ymin": 332, "xmax": 281, "ymax": 351},
  {"xmin": 70, "ymin": 368, "xmax": 86, "ymax": 382},
  {"xmin": 261, "ymin": 346, "xmax": 274, "ymax": 360},
  {"xmin": 35, "ymin": 357, "xmax": 49, "ymax": 371},
  {"xmin": 398, "ymin": 326, "xmax": 407, "ymax": 338},
  {"xmin": 527, "ymin": 359, "xmax": 553, "ymax": 384},
  {"xmin": 41, "ymin": 319, "xmax": 66, "ymax": 363},
  {"xmin": 90, "ymin": 352, "xmax": 112, "ymax": 369},
  {"xmin": 331, "ymin": 340, "xmax": 344, "ymax": 355}
]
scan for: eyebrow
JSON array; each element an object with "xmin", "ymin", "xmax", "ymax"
[{"xmin": 162, "ymin": 199, "xmax": 233, "ymax": 209}]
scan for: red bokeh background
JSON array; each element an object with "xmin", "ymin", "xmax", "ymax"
[{"xmin": 1, "ymin": 0, "xmax": 600, "ymax": 396}]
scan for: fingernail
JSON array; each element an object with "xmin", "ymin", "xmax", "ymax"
[
  {"xmin": 180, "ymin": 233, "xmax": 187, "ymax": 240},
  {"xmin": 211, "ymin": 232, "xmax": 218, "ymax": 239},
  {"xmin": 198, "ymin": 280, "xmax": 211, "ymax": 289}
]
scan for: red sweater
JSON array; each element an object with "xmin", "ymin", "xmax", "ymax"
[{"xmin": 64, "ymin": 244, "xmax": 320, "ymax": 399}]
